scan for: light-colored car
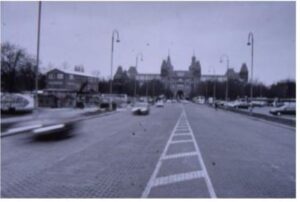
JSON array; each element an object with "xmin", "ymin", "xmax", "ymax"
[
  {"xmin": 156, "ymin": 101, "xmax": 164, "ymax": 107},
  {"xmin": 132, "ymin": 102, "xmax": 150, "ymax": 115},
  {"xmin": 250, "ymin": 101, "xmax": 267, "ymax": 107},
  {"xmin": 269, "ymin": 103, "xmax": 296, "ymax": 116},
  {"xmin": 227, "ymin": 100, "xmax": 250, "ymax": 109}
]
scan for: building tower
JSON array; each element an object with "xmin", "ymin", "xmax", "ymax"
[{"xmin": 239, "ymin": 63, "xmax": 249, "ymax": 82}]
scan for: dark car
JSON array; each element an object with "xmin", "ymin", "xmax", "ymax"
[
  {"xmin": 100, "ymin": 101, "xmax": 117, "ymax": 111},
  {"xmin": 132, "ymin": 102, "xmax": 150, "ymax": 115},
  {"xmin": 269, "ymin": 103, "xmax": 296, "ymax": 116}
]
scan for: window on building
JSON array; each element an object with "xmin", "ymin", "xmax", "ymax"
[
  {"xmin": 69, "ymin": 75, "xmax": 74, "ymax": 80},
  {"xmin": 48, "ymin": 74, "xmax": 54, "ymax": 79},
  {"xmin": 57, "ymin": 73, "xmax": 64, "ymax": 79}
]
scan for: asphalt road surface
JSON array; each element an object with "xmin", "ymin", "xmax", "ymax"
[{"xmin": 1, "ymin": 103, "xmax": 295, "ymax": 198}]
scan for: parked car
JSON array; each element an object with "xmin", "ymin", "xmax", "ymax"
[
  {"xmin": 132, "ymin": 102, "xmax": 150, "ymax": 115},
  {"xmin": 156, "ymin": 101, "xmax": 164, "ymax": 107},
  {"xmin": 215, "ymin": 100, "xmax": 225, "ymax": 107},
  {"xmin": 269, "ymin": 103, "xmax": 296, "ymax": 116},
  {"xmin": 99, "ymin": 100, "xmax": 117, "ymax": 111},
  {"xmin": 251, "ymin": 101, "xmax": 267, "ymax": 107},
  {"xmin": 208, "ymin": 97, "xmax": 214, "ymax": 105},
  {"xmin": 227, "ymin": 100, "xmax": 250, "ymax": 109}
]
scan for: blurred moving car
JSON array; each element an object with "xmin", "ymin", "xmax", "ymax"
[
  {"xmin": 156, "ymin": 101, "xmax": 164, "ymax": 107},
  {"xmin": 1, "ymin": 93, "xmax": 34, "ymax": 113},
  {"xmin": 269, "ymin": 103, "xmax": 296, "ymax": 116},
  {"xmin": 132, "ymin": 102, "xmax": 150, "ymax": 115},
  {"xmin": 31, "ymin": 121, "xmax": 76, "ymax": 138}
]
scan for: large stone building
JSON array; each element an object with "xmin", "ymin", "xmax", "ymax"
[{"xmin": 116, "ymin": 55, "xmax": 249, "ymax": 98}]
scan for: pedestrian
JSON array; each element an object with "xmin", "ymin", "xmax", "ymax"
[{"xmin": 214, "ymin": 102, "xmax": 218, "ymax": 111}]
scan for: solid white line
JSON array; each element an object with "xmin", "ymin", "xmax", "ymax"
[
  {"xmin": 141, "ymin": 112, "xmax": 184, "ymax": 198},
  {"xmin": 170, "ymin": 139, "xmax": 194, "ymax": 144},
  {"xmin": 183, "ymin": 109, "xmax": 217, "ymax": 198},
  {"xmin": 152, "ymin": 170, "xmax": 205, "ymax": 187},
  {"xmin": 162, "ymin": 151, "xmax": 198, "ymax": 160}
]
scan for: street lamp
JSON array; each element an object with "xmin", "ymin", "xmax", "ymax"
[
  {"xmin": 220, "ymin": 54, "xmax": 230, "ymax": 101},
  {"xmin": 247, "ymin": 32, "xmax": 254, "ymax": 101},
  {"xmin": 134, "ymin": 52, "xmax": 143, "ymax": 103},
  {"xmin": 109, "ymin": 29, "xmax": 120, "ymax": 110},
  {"xmin": 35, "ymin": 1, "xmax": 42, "ymax": 115},
  {"xmin": 212, "ymin": 68, "xmax": 216, "ymax": 101}
]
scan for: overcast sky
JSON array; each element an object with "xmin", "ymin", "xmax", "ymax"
[{"xmin": 1, "ymin": 1, "xmax": 295, "ymax": 85}]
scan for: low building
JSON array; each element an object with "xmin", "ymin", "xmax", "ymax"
[
  {"xmin": 42, "ymin": 68, "xmax": 99, "ymax": 107},
  {"xmin": 46, "ymin": 68, "xmax": 99, "ymax": 92}
]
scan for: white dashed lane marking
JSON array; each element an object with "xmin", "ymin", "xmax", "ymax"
[
  {"xmin": 152, "ymin": 171, "xmax": 205, "ymax": 187},
  {"xmin": 170, "ymin": 139, "xmax": 194, "ymax": 144},
  {"xmin": 142, "ymin": 107, "xmax": 217, "ymax": 198},
  {"xmin": 162, "ymin": 151, "xmax": 198, "ymax": 160}
]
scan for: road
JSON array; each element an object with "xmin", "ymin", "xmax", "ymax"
[{"xmin": 1, "ymin": 103, "xmax": 295, "ymax": 198}]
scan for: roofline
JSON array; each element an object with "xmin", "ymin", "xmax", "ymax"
[{"xmin": 46, "ymin": 68, "xmax": 99, "ymax": 79}]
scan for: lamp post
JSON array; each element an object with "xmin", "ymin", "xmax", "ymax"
[
  {"xmin": 247, "ymin": 32, "xmax": 254, "ymax": 101},
  {"xmin": 35, "ymin": 1, "xmax": 42, "ymax": 114},
  {"xmin": 146, "ymin": 79, "xmax": 149, "ymax": 101},
  {"xmin": 220, "ymin": 54, "xmax": 230, "ymax": 101},
  {"xmin": 213, "ymin": 68, "xmax": 216, "ymax": 101},
  {"xmin": 134, "ymin": 52, "xmax": 143, "ymax": 103},
  {"xmin": 109, "ymin": 30, "xmax": 120, "ymax": 110}
]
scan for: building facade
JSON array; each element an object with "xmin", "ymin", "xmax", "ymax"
[
  {"xmin": 46, "ymin": 68, "xmax": 99, "ymax": 92},
  {"xmin": 41, "ymin": 68, "xmax": 99, "ymax": 107},
  {"xmin": 115, "ymin": 55, "xmax": 249, "ymax": 98}
]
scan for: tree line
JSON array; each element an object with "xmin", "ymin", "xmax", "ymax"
[
  {"xmin": 192, "ymin": 79, "xmax": 295, "ymax": 100},
  {"xmin": 1, "ymin": 42, "xmax": 46, "ymax": 92}
]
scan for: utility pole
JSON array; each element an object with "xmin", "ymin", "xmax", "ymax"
[{"xmin": 35, "ymin": 1, "xmax": 42, "ymax": 115}]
